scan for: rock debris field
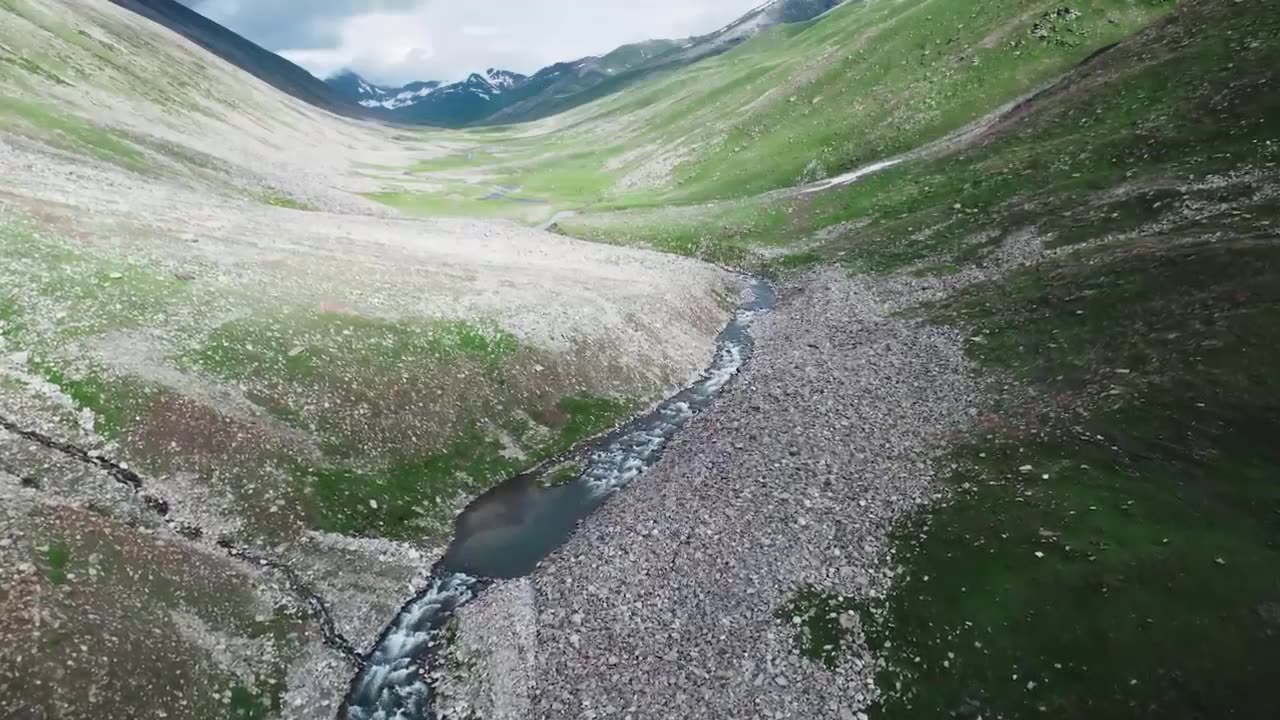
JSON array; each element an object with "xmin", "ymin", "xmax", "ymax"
[{"xmin": 442, "ymin": 268, "xmax": 985, "ymax": 720}]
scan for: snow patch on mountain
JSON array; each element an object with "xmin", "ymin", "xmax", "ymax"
[
  {"xmin": 369, "ymin": 81, "xmax": 443, "ymax": 109},
  {"xmin": 484, "ymin": 68, "xmax": 525, "ymax": 91}
]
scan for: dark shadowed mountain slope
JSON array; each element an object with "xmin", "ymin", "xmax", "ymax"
[{"xmin": 109, "ymin": 0, "xmax": 366, "ymax": 118}]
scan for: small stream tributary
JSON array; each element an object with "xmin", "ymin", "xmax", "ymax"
[
  {"xmin": 537, "ymin": 210, "xmax": 578, "ymax": 232},
  {"xmin": 342, "ymin": 276, "xmax": 777, "ymax": 720}
]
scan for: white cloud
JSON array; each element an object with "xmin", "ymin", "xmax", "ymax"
[
  {"xmin": 187, "ymin": 0, "xmax": 766, "ymax": 86},
  {"xmin": 280, "ymin": 7, "xmax": 440, "ymax": 82},
  {"xmin": 460, "ymin": 25, "xmax": 504, "ymax": 38}
]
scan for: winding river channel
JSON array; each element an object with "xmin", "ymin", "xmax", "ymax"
[{"xmin": 342, "ymin": 276, "xmax": 777, "ymax": 720}]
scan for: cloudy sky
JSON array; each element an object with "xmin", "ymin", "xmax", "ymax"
[{"xmin": 181, "ymin": 0, "xmax": 765, "ymax": 86}]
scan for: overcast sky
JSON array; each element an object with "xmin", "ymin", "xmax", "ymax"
[{"xmin": 181, "ymin": 0, "xmax": 764, "ymax": 86}]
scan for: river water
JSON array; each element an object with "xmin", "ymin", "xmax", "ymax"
[{"xmin": 343, "ymin": 276, "xmax": 776, "ymax": 720}]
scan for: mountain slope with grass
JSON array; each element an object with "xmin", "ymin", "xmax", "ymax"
[
  {"xmin": 107, "ymin": 0, "xmax": 365, "ymax": 118},
  {"xmin": 0, "ymin": 1, "xmax": 737, "ymax": 717},
  {"xmin": 595, "ymin": 1, "xmax": 1277, "ymax": 717},
  {"xmin": 375, "ymin": 0, "xmax": 1177, "ymax": 231}
]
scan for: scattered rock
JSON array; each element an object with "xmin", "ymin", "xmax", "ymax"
[{"xmin": 525, "ymin": 268, "xmax": 983, "ymax": 719}]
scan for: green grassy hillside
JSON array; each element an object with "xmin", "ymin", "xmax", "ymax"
[
  {"xmin": 841, "ymin": 3, "xmax": 1280, "ymax": 716},
  {"xmin": 378, "ymin": 0, "xmax": 1176, "ymax": 227},
  {"xmin": 387, "ymin": 0, "xmax": 1279, "ymax": 716},
  {"xmin": 565, "ymin": 0, "xmax": 1280, "ymax": 716}
]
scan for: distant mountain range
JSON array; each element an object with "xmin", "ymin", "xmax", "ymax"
[
  {"xmin": 116, "ymin": 0, "xmax": 847, "ymax": 127},
  {"xmin": 327, "ymin": 68, "xmax": 534, "ymax": 126},
  {"xmin": 326, "ymin": 38, "xmax": 684, "ymax": 126},
  {"xmin": 328, "ymin": 0, "xmax": 849, "ymax": 126}
]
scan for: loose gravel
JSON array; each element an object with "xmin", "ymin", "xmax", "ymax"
[
  {"xmin": 438, "ymin": 579, "xmax": 539, "ymax": 720},
  {"xmin": 509, "ymin": 267, "xmax": 986, "ymax": 719}
]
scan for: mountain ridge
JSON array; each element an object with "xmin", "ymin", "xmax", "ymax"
[
  {"xmin": 108, "ymin": 0, "xmax": 367, "ymax": 118},
  {"xmin": 324, "ymin": 0, "xmax": 850, "ymax": 127}
]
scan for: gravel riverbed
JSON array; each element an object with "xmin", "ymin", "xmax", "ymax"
[{"xmin": 444, "ymin": 268, "xmax": 986, "ymax": 719}]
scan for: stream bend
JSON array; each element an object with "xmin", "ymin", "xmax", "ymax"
[{"xmin": 342, "ymin": 276, "xmax": 776, "ymax": 720}]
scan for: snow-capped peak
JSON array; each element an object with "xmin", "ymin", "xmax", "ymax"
[
  {"xmin": 484, "ymin": 68, "xmax": 525, "ymax": 91},
  {"xmin": 374, "ymin": 81, "xmax": 442, "ymax": 109},
  {"xmin": 326, "ymin": 67, "xmax": 527, "ymax": 118}
]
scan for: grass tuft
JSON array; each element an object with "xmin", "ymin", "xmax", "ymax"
[
  {"xmin": 297, "ymin": 392, "xmax": 635, "ymax": 540},
  {"xmin": 776, "ymin": 585, "xmax": 862, "ymax": 670},
  {"xmin": 42, "ymin": 542, "xmax": 70, "ymax": 585}
]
